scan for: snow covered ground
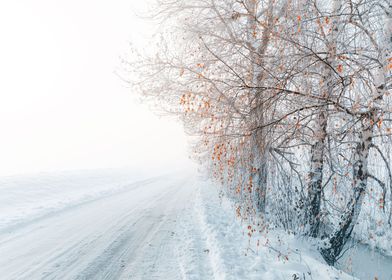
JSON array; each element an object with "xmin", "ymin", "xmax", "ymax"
[
  {"xmin": 0, "ymin": 169, "xmax": 388, "ymax": 279},
  {"xmin": 0, "ymin": 169, "xmax": 151, "ymax": 230}
]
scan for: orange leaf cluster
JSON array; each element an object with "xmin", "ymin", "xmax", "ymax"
[
  {"xmin": 388, "ymin": 58, "xmax": 392, "ymax": 70},
  {"xmin": 212, "ymin": 143, "xmax": 226, "ymax": 161}
]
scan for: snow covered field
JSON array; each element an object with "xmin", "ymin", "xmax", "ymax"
[{"xmin": 0, "ymin": 170, "xmax": 389, "ymax": 279}]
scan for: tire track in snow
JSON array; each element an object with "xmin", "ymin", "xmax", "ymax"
[
  {"xmin": 0, "ymin": 176, "xmax": 163, "ymax": 239},
  {"xmin": 75, "ymin": 181, "xmax": 184, "ymax": 280},
  {"xmin": 120, "ymin": 179, "xmax": 197, "ymax": 279},
  {"xmin": 4, "ymin": 179, "xmax": 172, "ymax": 280},
  {"xmin": 0, "ymin": 174, "xmax": 193, "ymax": 280}
]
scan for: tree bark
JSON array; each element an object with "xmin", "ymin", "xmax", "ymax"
[
  {"xmin": 307, "ymin": 110, "xmax": 327, "ymax": 237},
  {"xmin": 246, "ymin": 0, "xmax": 275, "ymax": 214},
  {"xmin": 306, "ymin": 0, "xmax": 341, "ymax": 237},
  {"xmin": 320, "ymin": 115, "xmax": 374, "ymax": 265}
]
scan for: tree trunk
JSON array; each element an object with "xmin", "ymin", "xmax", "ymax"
[
  {"xmin": 246, "ymin": 0, "xmax": 274, "ymax": 215},
  {"xmin": 307, "ymin": 110, "xmax": 327, "ymax": 237},
  {"xmin": 254, "ymin": 143, "xmax": 268, "ymax": 213},
  {"xmin": 306, "ymin": 0, "xmax": 341, "ymax": 237},
  {"xmin": 320, "ymin": 115, "xmax": 374, "ymax": 265}
]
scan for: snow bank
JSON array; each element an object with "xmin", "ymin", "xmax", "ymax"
[{"xmin": 195, "ymin": 179, "xmax": 356, "ymax": 280}]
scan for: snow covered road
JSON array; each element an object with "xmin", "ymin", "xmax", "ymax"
[
  {"xmin": 0, "ymin": 170, "xmax": 362, "ymax": 280},
  {"xmin": 0, "ymin": 173, "xmax": 210, "ymax": 280}
]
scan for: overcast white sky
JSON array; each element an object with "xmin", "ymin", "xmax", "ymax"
[{"xmin": 0, "ymin": 0, "xmax": 192, "ymax": 177}]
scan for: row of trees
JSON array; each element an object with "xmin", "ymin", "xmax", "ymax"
[{"xmin": 129, "ymin": 0, "xmax": 392, "ymax": 265}]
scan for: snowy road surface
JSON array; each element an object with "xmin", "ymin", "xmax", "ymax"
[
  {"xmin": 0, "ymin": 170, "xmax": 362, "ymax": 279},
  {"xmin": 0, "ymin": 173, "xmax": 211, "ymax": 279}
]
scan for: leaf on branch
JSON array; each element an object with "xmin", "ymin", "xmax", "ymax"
[
  {"xmin": 377, "ymin": 118, "xmax": 383, "ymax": 128},
  {"xmin": 388, "ymin": 57, "xmax": 392, "ymax": 70},
  {"xmin": 337, "ymin": 64, "xmax": 343, "ymax": 73}
]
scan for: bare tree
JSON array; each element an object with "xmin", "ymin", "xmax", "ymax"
[{"xmin": 127, "ymin": 0, "xmax": 392, "ymax": 267}]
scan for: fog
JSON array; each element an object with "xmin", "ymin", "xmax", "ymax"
[{"xmin": 0, "ymin": 0, "xmax": 192, "ymax": 176}]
